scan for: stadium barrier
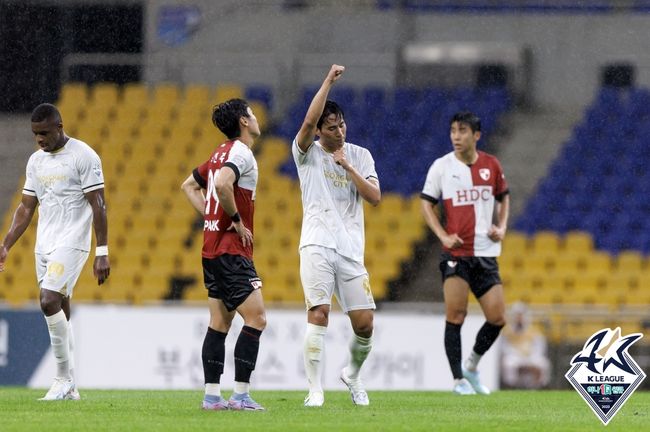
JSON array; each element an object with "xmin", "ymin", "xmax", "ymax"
[{"xmin": 9, "ymin": 306, "xmax": 499, "ymax": 391}]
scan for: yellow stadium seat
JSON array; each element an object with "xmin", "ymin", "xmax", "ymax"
[
  {"xmin": 615, "ymin": 251, "xmax": 644, "ymax": 272},
  {"xmin": 122, "ymin": 83, "xmax": 150, "ymax": 108},
  {"xmin": 59, "ymin": 83, "xmax": 88, "ymax": 105},
  {"xmin": 581, "ymin": 251, "xmax": 613, "ymax": 276},
  {"xmin": 213, "ymin": 84, "xmax": 243, "ymax": 104},
  {"xmin": 90, "ymin": 82, "xmax": 119, "ymax": 106},
  {"xmin": 153, "ymin": 83, "xmax": 180, "ymax": 105},
  {"xmin": 531, "ymin": 231, "xmax": 561, "ymax": 253},
  {"xmin": 183, "ymin": 84, "xmax": 211, "ymax": 107},
  {"xmin": 520, "ymin": 252, "xmax": 554, "ymax": 273},
  {"xmin": 502, "ymin": 231, "xmax": 529, "ymax": 254},
  {"xmin": 563, "ymin": 230, "xmax": 594, "ymax": 253}
]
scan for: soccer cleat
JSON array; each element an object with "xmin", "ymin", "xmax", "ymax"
[
  {"xmin": 304, "ymin": 391, "xmax": 324, "ymax": 407},
  {"xmin": 340, "ymin": 368, "xmax": 370, "ymax": 406},
  {"xmin": 227, "ymin": 393, "xmax": 265, "ymax": 411},
  {"xmin": 65, "ymin": 386, "xmax": 81, "ymax": 400},
  {"xmin": 462, "ymin": 367, "xmax": 491, "ymax": 395},
  {"xmin": 202, "ymin": 395, "xmax": 229, "ymax": 411},
  {"xmin": 453, "ymin": 378, "xmax": 477, "ymax": 395},
  {"xmin": 39, "ymin": 377, "xmax": 75, "ymax": 401}
]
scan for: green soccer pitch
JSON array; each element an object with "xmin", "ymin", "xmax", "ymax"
[{"xmin": 1, "ymin": 388, "xmax": 648, "ymax": 431}]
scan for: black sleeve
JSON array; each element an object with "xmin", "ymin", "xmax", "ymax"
[
  {"xmin": 223, "ymin": 162, "xmax": 241, "ymax": 183},
  {"xmin": 495, "ymin": 189, "xmax": 510, "ymax": 202},
  {"xmin": 420, "ymin": 192, "xmax": 439, "ymax": 205},
  {"xmin": 192, "ymin": 168, "xmax": 207, "ymax": 189}
]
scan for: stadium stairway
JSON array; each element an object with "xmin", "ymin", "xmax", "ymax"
[
  {"xmin": 0, "ymin": 115, "xmax": 33, "ymax": 219},
  {"xmin": 495, "ymin": 109, "xmax": 581, "ymax": 220}
]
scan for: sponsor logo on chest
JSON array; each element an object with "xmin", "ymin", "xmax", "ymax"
[{"xmin": 452, "ymin": 185, "xmax": 493, "ymax": 206}]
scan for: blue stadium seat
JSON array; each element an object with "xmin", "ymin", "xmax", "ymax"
[
  {"xmin": 245, "ymin": 85, "xmax": 273, "ymax": 109},
  {"xmin": 516, "ymin": 85, "xmax": 650, "ymax": 253}
]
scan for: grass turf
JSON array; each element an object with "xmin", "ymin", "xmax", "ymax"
[{"xmin": 0, "ymin": 388, "xmax": 648, "ymax": 431}]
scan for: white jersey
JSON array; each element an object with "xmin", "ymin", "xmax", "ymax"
[
  {"xmin": 23, "ymin": 138, "xmax": 104, "ymax": 254},
  {"xmin": 292, "ymin": 139, "xmax": 378, "ymax": 262}
]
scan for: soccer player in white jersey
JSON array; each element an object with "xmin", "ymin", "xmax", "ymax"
[
  {"xmin": 294, "ymin": 65, "xmax": 381, "ymax": 407},
  {"xmin": 421, "ymin": 111, "xmax": 509, "ymax": 395},
  {"xmin": 0, "ymin": 103, "xmax": 110, "ymax": 400}
]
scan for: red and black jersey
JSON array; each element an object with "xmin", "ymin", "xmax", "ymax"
[{"xmin": 192, "ymin": 140, "xmax": 258, "ymax": 259}]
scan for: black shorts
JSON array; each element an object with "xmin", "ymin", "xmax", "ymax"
[
  {"xmin": 439, "ymin": 253, "xmax": 502, "ymax": 298},
  {"xmin": 202, "ymin": 254, "xmax": 262, "ymax": 311}
]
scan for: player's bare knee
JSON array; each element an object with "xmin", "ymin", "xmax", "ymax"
[
  {"xmin": 40, "ymin": 298, "xmax": 59, "ymax": 316},
  {"xmin": 246, "ymin": 312, "xmax": 266, "ymax": 331},
  {"xmin": 446, "ymin": 309, "xmax": 467, "ymax": 325},
  {"xmin": 39, "ymin": 290, "xmax": 62, "ymax": 316},
  {"xmin": 353, "ymin": 323, "xmax": 373, "ymax": 338},
  {"xmin": 308, "ymin": 306, "xmax": 329, "ymax": 327},
  {"xmin": 489, "ymin": 315, "xmax": 506, "ymax": 327},
  {"xmin": 351, "ymin": 313, "xmax": 374, "ymax": 337}
]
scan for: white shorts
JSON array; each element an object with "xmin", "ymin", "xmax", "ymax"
[
  {"xmin": 299, "ymin": 245, "xmax": 376, "ymax": 313},
  {"xmin": 36, "ymin": 247, "xmax": 89, "ymax": 298}
]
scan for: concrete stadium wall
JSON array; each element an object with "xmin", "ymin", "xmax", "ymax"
[{"xmin": 143, "ymin": 1, "xmax": 650, "ymax": 110}]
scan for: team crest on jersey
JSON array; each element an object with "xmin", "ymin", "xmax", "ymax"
[
  {"xmin": 479, "ymin": 168, "xmax": 490, "ymax": 181},
  {"xmin": 565, "ymin": 327, "xmax": 645, "ymax": 425},
  {"xmin": 92, "ymin": 163, "xmax": 102, "ymax": 178}
]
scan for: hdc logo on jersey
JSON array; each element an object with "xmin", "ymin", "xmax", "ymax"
[
  {"xmin": 453, "ymin": 185, "xmax": 492, "ymax": 206},
  {"xmin": 565, "ymin": 327, "xmax": 645, "ymax": 425}
]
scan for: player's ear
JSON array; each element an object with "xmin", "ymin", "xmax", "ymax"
[{"xmin": 240, "ymin": 116, "xmax": 248, "ymax": 128}]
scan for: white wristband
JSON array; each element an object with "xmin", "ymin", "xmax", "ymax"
[{"xmin": 95, "ymin": 245, "xmax": 109, "ymax": 256}]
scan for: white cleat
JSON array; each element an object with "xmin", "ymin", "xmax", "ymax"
[
  {"xmin": 340, "ymin": 368, "xmax": 369, "ymax": 406},
  {"xmin": 453, "ymin": 378, "xmax": 477, "ymax": 395},
  {"xmin": 65, "ymin": 386, "xmax": 81, "ymax": 400},
  {"xmin": 304, "ymin": 391, "xmax": 324, "ymax": 407},
  {"xmin": 39, "ymin": 377, "xmax": 75, "ymax": 401},
  {"xmin": 462, "ymin": 367, "xmax": 491, "ymax": 395}
]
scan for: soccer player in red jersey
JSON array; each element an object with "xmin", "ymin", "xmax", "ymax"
[
  {"xmin": 421, "ymin": 111, "xmax": 510, "ymax": 395},
  {"xmin": 181, "ymin": 99, "xmax": 266, "ymax": 411}
]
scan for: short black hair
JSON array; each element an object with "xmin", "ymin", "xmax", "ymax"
[
  {"xmin": 317, "ymin": 100, "xmax": 344, "ymax": 130},
  {"xmin": 211, "ymin": 98, "xmax": 250, "ymax": 139},
  {"xmin": 450, "ymin": 111, "xmax": 481, "ymax": 133},
  {"xmin": 31, "ymin": 103, "xmax": 61, "ymax": 123}
]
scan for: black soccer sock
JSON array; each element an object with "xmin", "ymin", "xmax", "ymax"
[
  {"xmin": 444, "ymin": 321, "xmax": 463, "ymax": 380},
  {"xmin": 234, "ymin": 325, "xmax": 263, "ymax": 383},
  {"xmin": 202, "ymin": 327, "xmax": 227, "ymax": 384},
  {"xmin": 472, "ymin": 321, "xmax": 505, "ymax": 355}
]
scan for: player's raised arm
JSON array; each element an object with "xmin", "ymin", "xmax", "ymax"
[
  {"xmin": 0, "ymin": 194, "xmax": 38, "ymax": 272},
  {"xmin": 295, "ymin": 64, "xmax": 345, "ymax": 152},
  {"xmin": 85, "ymin": 188, "xmax": 110, "ymax": 285}
]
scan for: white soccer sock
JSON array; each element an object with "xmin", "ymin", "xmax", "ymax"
[
  {"xmin": 303, "ymin": 323, "xmax": 327, "ymax": 393},
  {"xmin": 68, "ymin": 320, "xmax": 75, "ymax": 380},
  {"xmin": 464, "ymin": 350, "xmax": 482, "ymax": 372},
  {"xmin": 44, "ymin": 310, "xmax": 71, "ymax": 379},
  {"xmin": 205, "ymin": 383, "xmax": 221, "ymax": 397},
  {"xmin": 234, "ymin": 381, "xmax": 250, "ymax": 395},
  {"xmin": 347, "ymin": 334, "xmax": 372, "ymax": 379}
]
